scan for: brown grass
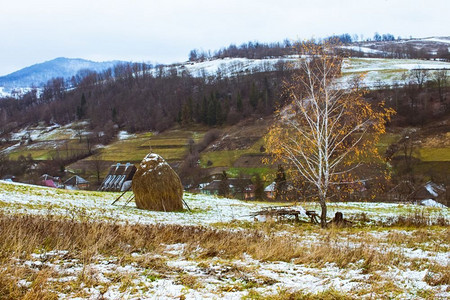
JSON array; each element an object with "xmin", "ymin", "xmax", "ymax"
[
  {"xmin": 383, "ymin": 210, "xmax": 449, "ymax": 227},
  {"xmin": 0, "ymin": 211, "xmax": 448, "ymax": 298},
  {"xmin": 0, "ymin": 213, "xmax": 421, "ymax": 267}
]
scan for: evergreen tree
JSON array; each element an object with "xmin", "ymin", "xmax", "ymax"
[
  {"xmin": 218, "ymin": 171, "xmax": 230, "ymax": 197},
  {"xmin": 216, "ymin": 101, "xmax": 223, "ymax": 125},
  {"xmin": 111, "ymin": 107, "xmax": 117, "ymax": 123},
  {"xmin": 249, "ymin": 82, "xmax": 259, "ymax": 109},
  {"xmin": 201, "ymin": 96, "xmax": 208, "ymax": 124},
  {"xmin": 194, "ymin": 102, "xmax": 201, "ymax": 122},
  {"xmin": 236, "ymin": 92, "xmax": 243, "ymax": 113},
  {"xmin": 181, "ymin": 97, "xmax": 193, "ymax": 124},
  {"xmin": 76, "ymin": 93, "xmax": 87, "ymax": 120},
  {"xmin": 207, "ymin": 94, "xmax": 217, "ymax": 126}
]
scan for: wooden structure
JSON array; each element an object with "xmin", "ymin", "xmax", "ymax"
[
  {"xmin": 251, "ymin": 206, "xmax": 304, "ymax": 222},
  {"xmin": 306, "ymin": 210, "xmax": 320, "ymax": 224},
  {"xmin": 64, "ymin": 175, "xmax": 89, "ymax": 190},
  {"xmin": 100, "ymin": 163, "xmax": 136, "ymax": 192}
]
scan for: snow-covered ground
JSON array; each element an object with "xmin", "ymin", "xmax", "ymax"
[
  {"xmin": 0, "ymin": 121, "xmax": 94, "ymax": 158},
  {"xmin": 3, "ymin": 55, "xmax": 449, "ymax": 98},
  {"xmin": 117, "ymin": 130, "xmax": 137, "ymax": 140},
  {"xmin": 1, "ymin": 180, "xmax": 447, "ymax": 226},
  {"xmin": 0, "ymin": 180, "xmax": 449, "ymax": 299},
  {"xmin": 161, "ymin": 56, "xmax": 450, "ymax": 89}
]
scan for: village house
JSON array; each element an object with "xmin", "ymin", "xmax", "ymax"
[
  {"xmin": 39, "ymin": 174, "xmax": 63, "ymax": 188},
  {"xmin": 411, "ymin": 181, "xmax": 447, "ymax": 206},
  {"xmin": 201, "ymin": 178, "xmax": 254, "ymax": 200},
  {"xmin": 64, "ymin": 175, "xmax": 89, "ymax": 190}
]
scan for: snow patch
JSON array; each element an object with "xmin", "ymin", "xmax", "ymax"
[{"xmin": 421, "ymin": 199, "xmax": 447, "ymax": 208}]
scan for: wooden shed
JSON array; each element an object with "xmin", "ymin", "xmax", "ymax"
[{"xmin": 100, "ymin": 163, "xmax": 137, "ymax": 191}]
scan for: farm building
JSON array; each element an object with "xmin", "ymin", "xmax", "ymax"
[
  {"xmin": 1, "ymin": 175, "xmax": 16, "ymax": 182},
  {"xmin": 39, "ymin": 174, "xmax": 63, "ymax": 189},
  {"xmin": 411, "ymin": 181, "xmax": 447, "ymax": 207},
  {"xmin": 100, "ymin": 163, "xmax": 136, "ymax": 192},
  {"xmin": 64, "ymin": 175, "xmax": 89, "ymax": 190},
  {"xmin": 263, "ymin": 181, "xmax": 299, "ymax": 201}
]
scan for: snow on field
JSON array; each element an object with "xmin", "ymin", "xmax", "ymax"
[
  {"xmin": 0, "ymin": 181, "xmax": 264, "ymax": 226},
  {"xmin": 171, "ymin": 56, "xmax": 298, "ymax": 78},
  {"xmin": 1, "ymin": 181, "xmax": 449, "ymax": 299},
  {"xmin": 1, "ymin": 180, "xmax": 448, "ymax": 227},
  {"xmin": 174, "ymin": 56, "xmax": 450, "ymax": 90},
  {"xmin": 340, "ymin": 45, "xmax": 386, "ymax": 54},
  {"xmin": 117, "ymin": 130, "xmax": 137, "ymax": 140},
  {"xmin": 420, "ymin": 37, "xmax": 450, "ymax": 44},
  {"xmin": 7, "ymin": 121, "xmax": 92, "ymax": 142},
  {"xmin": 10, "ymin": 244, "xmax": 449, "ymax": 299}
]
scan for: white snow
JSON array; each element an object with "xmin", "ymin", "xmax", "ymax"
[
  {"xmin": 341, "ymin": 45, "xmax": 386, "ymax": 54},
  {"xmin": 1, "ymin": 180, "xmax": 449, "ymax": 299},
  {"xmin": 117, "ymin": 130, "xmax": 136, "ymax": 140},
  {"xmin": 421, "ymin": 37, "xmax": 450, "ymax": 44},
  {"xmin": 421, "ymin": 199, "xmax": 447, "ymax": 208}
]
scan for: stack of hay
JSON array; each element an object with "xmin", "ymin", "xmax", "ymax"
[{"xmin": 132, "ymin": 153, "xmax": 183, "ymax": 211}]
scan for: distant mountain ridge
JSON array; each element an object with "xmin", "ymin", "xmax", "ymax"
[{"xmin": 0, "ymin": 57, "xmax": 125, "ymax": 90}]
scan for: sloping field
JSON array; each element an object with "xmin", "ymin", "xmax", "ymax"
[
  {"xmin": 1, "ymin": 121, "xmax": 93, "ymax": 160},
  {"xmin": 0, "ymin": 181, "xmax": 448, "ymax": 299}
]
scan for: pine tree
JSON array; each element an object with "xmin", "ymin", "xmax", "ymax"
[
  {"xmin": 207, "ymin": 94, "xmax": 217, "ymax": 126},
  {"xmin": 76, "ymin": 93, "xmax": 87, "ymax": 120},
  {"xmin": 236, "ymin": 92, "xmax": 243, "ymax": 113},
  {"xmin": 216, "ymin": 101, "xmax": 223, "ymax": 125},
  {"xmin": 249, "ymin": 82, "xmax": 259, "ymax": 109},
  {"xmin": 218, "ymin": 171, "xmax": 230, "ymax": 197},
  {"xmin": 201, "ymin": 96, "xmax": 208, "ymax": 124}
]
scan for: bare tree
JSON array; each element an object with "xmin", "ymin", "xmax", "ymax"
[
  {"xmin": 89, "ymin": 152, "xmax": 107, "ymax": 186},
  {"xmin": 433, "ymin": 70, "xmax": 448, "ymax": 102},
  {"xmin": 410, "ymin": 68, "xmax": 429, "ymax": 90},
  {"xmin": 266, "ymin": 41, "xmax": 394, "ymax": 227}
]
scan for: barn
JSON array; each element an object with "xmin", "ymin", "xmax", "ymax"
[{"xmin": 100, "ymin": 163, "xmax": 137, "ymax": 191}]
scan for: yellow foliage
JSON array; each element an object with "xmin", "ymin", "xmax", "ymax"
[{"xmin": 265, "ymin": 40, "xmax": 394, "ymax": 223}]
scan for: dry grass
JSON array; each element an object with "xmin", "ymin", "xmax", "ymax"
[
  {"xmin": 0, "ymin": 210, "xmax": 448, "ymax": 298},
  {"xmin": 383, "ymin": 210, "xmax": 449, "ymax": 227}
]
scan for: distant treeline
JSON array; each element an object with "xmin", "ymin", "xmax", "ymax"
[
  {"xmin": 1, "ymin": 35, "xmax": 449, "ymax": 140},
  {"xmin": 189, "ymin": 33, "xmax": 450, "ymax": 61},
  {"xmin": 0, "ymin": 61, "xmax": 294, "ymax": 136}
]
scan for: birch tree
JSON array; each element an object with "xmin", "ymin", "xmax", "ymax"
[{"xmin": 266, "ymin": 41, "xmax": 394, "ymax": 227}]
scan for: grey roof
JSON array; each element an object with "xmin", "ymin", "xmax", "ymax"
[{"xmin": 64, "ymin": 175, "xmax": 89, "ymax": 186}]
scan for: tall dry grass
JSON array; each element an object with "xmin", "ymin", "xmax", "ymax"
[{"xmin": 0, "ymin": 211, "xmax": 448, "ymax": 298}]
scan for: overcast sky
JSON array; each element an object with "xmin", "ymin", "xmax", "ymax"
[{"xmin": 0, "ymin": 0, "xmax": 449, "ymax": 75}]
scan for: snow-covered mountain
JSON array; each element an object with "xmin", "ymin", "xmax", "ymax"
[{"xmin": 0, "ymin": 57, "xmax": 124, "ymax": 94}]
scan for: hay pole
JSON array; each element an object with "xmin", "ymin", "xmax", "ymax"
[
  {"xmin": 122, "ymin": 195, "xmax": 135, "ymax": 208},
  {"xmin": 182, "ymin": 198, "xmax": 191, "ymax": 212},
  {"xmin": 111, "ymin": 185, "xmax": 132, "ymax": 206}
]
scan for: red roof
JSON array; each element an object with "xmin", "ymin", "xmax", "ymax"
[{"xmin": 42, "ymin": 180, "xmax": 57, "ymax": 188}]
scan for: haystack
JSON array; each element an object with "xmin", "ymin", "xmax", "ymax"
[{"xmin": 132, "ymin": 153, "xmax": 183, "ymax": 211}]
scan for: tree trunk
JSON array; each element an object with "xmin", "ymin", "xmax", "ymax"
[{"xmin": 319, "ymin": 197, "xmax": 327, "ymax": 228}]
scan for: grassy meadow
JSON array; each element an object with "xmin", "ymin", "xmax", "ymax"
[{"xmin": 0, "ymin": 181, "xmax": 448, "ymax": 299}]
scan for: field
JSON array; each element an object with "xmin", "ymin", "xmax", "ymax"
[
  {"xmin": 1, "ymin": 122, "xmax": 92, "ymax": 160},
  {"xmin": 0, "ymin": 181, "xmax": 448, "ymax": 299}
]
